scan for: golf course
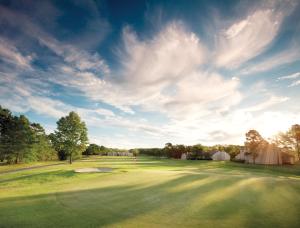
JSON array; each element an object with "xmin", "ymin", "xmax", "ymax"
[{"xmin": 0, "ymin": 156, "xmax": 299, "ymax": 228}]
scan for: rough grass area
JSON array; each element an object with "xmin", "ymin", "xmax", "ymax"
[{"xmin": 0, "ymin": 156, "xmax": 299, "ymax": 228}]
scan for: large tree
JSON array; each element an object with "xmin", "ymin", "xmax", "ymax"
[
  {"xmin": 51, "ymin": 112, "xmax": 88, "ymax": 164},
  {"xmin": 0, "ymin": 106, "xmax": 13, "ymax": 162},
  {"xmin": 4, "ymin": 115, "xmax": 34, "ymax": 164},
  {"xmin": 245, "ymin": 130, "xmax": 265, "ymax": 164}
]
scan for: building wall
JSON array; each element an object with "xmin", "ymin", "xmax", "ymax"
[{"xmin": 235, "ymin": 144, "xmax": 297, "ymax": 165}]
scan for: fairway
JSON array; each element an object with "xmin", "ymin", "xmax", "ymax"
[{"xmin": 0, "ymin": 156, "xmax": 300, "ymax": 228}]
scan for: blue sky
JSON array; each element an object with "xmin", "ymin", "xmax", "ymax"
[{"xmin": 0, "ymin": 0, "xmax": 300, "ymax": 148}]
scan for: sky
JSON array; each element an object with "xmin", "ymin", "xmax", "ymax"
[{"xmin": 0, "ymin": 0, "xmax": 300, "ymax": 148}]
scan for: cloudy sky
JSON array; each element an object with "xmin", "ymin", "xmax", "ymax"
[{"xmin": 0, "ymin": 0, "xmax": 300, "ymax": 148}]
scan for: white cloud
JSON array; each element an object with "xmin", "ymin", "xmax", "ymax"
[
  {"xmin": 278, "ymin": 72, "xmax": 300, "ymax": 80},
  {"xmin": 38, "ymin": 36, "xmax": 110, "ymax": 74},
  {"xmin": 88, "ymin": 134, "xmax": 151, "ymax": 149},
  {"xmin": 289, "ymin": 80, "xmax": 300, "ymax": 87},
  {"xmin": 1, "ymin": 1, "xmax": 299, "ymax": 148},
  {"xmin": 0, "ymin": 21, "xmax": 244, "ymax": 145},
  {"xmin": 0, "ymin": 37, "xmax": 33, "ymax": 69},
  {"xmin": 0, "ymin": 76, "xmax": 165, "ymax": 140},
  {"xmin": 215, "ymin": 9, "xmax": 284, "ymax": 68},
  {"xmin": 0, "ymin": 5, "xmax": 110, "ymax": 75},
  {"xmin": 241, "ymin": 95, "xmax": 289, "ymax": 112},
  {"xmin": 277, "ymin": 72, "xmax": 300, "ymax": 87},
  {"xmin": 241, "ymin": 48, "xmax": 300, "ymax": 75},
  {"xmin": 119, "ymin": 23, "xmax": 206, "ymax": 87},
  {"xmin": 79, "ymin": 23, "xmax": 241, "ymax": 120}
]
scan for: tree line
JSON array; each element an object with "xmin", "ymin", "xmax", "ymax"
[
  {"xmin": 1, "ymin": 104, "xmax": 299, "ymax": 165},
  {"xmin": 137, "ymin": 125, "xmax": 300, "ymax": 162},
  {"xmin": 83, "ymin": 144, "xmax": 128, "ymax": 156},
  {"xmin": 137, "ymin": 143, "xmax": 241, "ymax": 160},
  {"xmin": 0, "ymin": 106, "xmax": 88, "ymax": 164}
]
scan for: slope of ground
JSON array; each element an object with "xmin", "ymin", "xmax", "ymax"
[{"xmin": 0, "ymin": 156, "xmax": 299, "ymax": 228}]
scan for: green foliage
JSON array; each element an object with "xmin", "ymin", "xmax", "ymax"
[
  {"xmin": 50, "ymin": 112, "xmax": 88, "ymax": 164},
  {"xmin": 138, "ymin": 148, "xmax": 165, "ymax": 157},
  {"xmin": 84, "ymin": 144, "xmax": 107, "ymax": 155},
  {"xmin": 138, "ymin": 143, "xmax": 239, "ymax": 160},
  {"xmin": 5, "ymin": 115, "xmax": 33, "ymax": 163},
  {"xmin": 0, "ymin": 106, "xmax": 57, "ymax": 164},
  {"xmin": 129, "ymin": 148, "xmax": 139, "ymax": 157},
  {"xmin": 163, "ymin": 143, "xmax": 186, "ymax": 158},
  {"xmin": 291, "ymin": 124, "xmax": 300, "ymax": 159},
  {"xmin": 245, "ymin": 130, "xmax": 266, "ymax": 164},
  {"xmin": 83, "ymin": 144, "xmax": 128, "ymax": 156},
  {"xmin": 224, "ymin": 145, "xmax": 242, "ymax": 160},
  {"xmin": 274, "ymin": 124, "xmax": 300, "ymax": 159},
  {"xmin": 27, "ymin": 123, "xmax": 57, "ymax": 162},
  {"xmin": 0, "ymin": 106, "xmax": 13, "ymax": 162}
]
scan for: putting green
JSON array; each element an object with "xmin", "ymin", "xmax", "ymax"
[{"xmin": 0, "ymin": 156, "xmax": 299, "ymax": 228}]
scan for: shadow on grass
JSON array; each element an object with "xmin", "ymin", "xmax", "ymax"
[
  {"xmin": 0, "ymin": 170, "xmax": 76, "ymax": 184},
  {"xmin": 0, "ymin": 162, "xmax": 66, "ymax": 175},
  {"xmin": 0, "ymin": 172, "xmax": 299, "ymax": 228}
]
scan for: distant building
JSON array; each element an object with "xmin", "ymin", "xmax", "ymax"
[
  {"xmin": 107, "ymin": 152, "xmax": 133, "ymax": 157},
  {"xmin": 212, "ymin": 151, "xmax": 230, "ymax": 161}
]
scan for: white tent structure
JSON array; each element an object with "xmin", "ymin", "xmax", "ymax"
[
  {"xmin": 212, "ymin": 151, "xmax": 230, "ymax": 161},
  {"xmin": 181, "ymin": 153, "xmax": 187, "ymax": 160}
]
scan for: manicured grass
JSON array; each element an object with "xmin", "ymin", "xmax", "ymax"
[{"xmin": 0, "ymin": 156, "xmax": 299, "ymax": 227}]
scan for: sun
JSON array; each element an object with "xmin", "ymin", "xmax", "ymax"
[{"xmin": 257, "ymin": 112, "xmax": 295, "ymax": 139}]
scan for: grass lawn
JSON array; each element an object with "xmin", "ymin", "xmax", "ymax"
[{"xmin": 0, "ymin": 156, "xmax": 299, "ymax": 228}]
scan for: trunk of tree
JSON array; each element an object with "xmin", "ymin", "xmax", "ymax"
[
  {"xmin": 69, "ymin": 154, "xmax": 72, "ymax": 164},
  {"xmin": 15, "ymin": 153, "xmax": 19, "ymax": 164}
]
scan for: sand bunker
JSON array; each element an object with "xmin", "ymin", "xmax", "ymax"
[{"xmin": 75, "ymin": 167, "xmax": 113, "ymax": 173}]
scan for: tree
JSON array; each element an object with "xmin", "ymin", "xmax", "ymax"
[
  {"xmin": 275, "ymin": 124, "xmax": 300, "ymax": 159},
  {"xmin": 164, "ymin": 142, "xmax": 173, "ymax": 158},
  {"xmin": 164, "ymin": 144, "xmax": 186, "ymax": 159},
  {"xmin": 6, "ymin": 115, "xmax": 34, "ymax": 164},
  {"xmin": 189, "ymin": 144, "xmax": 204, "ymax": 160},
  {"xmin": 245, "ymin": 130, "xmax": 265, "ymax": 164},
  {"xmin": 224, "ymin": 145, "xmax": 241, "ymax": 160},
  {"xmin": 50, "ymin": 112, "xmax": 88, "ymax": 164},
  {"xmin": 83, "ymin": 144, "xmax": 109, "ymax": 156},
  {"xmin": 129, "ymin": 149, "xmax": 139, "ymax": 157},
  {"xmin": 84, "ymin": 144, "xmax": 99, "ymax": 156},
  {"xmin": 1, "ymin": 106, "xmax": 58, "ymax": 164},
  {"xmin": 0, "ymin": 106, "xmax": 13, "ymax": 162},
  {"xmin": 29, "ymin": 123, "xmax": 57, "ymax": 161},
  {"xmin": 291, "ymin": 124, "xmax": 300, "ymax": 159},
  {"xmin": 137, "ymin": 148, "xmax": 165, "ymax": 157}
]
